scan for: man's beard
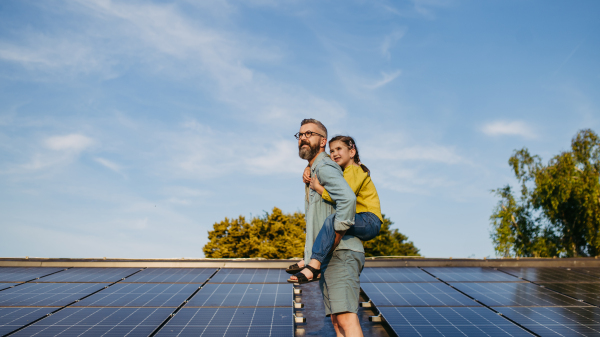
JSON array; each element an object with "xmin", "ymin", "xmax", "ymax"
[{"xmin": 299, "ymin": 141, "xmax": 320, "ymax": 160}]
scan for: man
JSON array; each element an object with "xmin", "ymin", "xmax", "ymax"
[{"xmin": 294, "ymin": 118, "xmax": 365, "ymax": 337}]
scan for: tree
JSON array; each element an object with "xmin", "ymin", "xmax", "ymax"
[
  {"xmin": 203, "ymin": 208, "xmax": 420, "ymax": 258},
  {"xmin": 364, "ymin": 214, "xmax": 420, "ymax": 257},
  {"xmin": 203, "ymin": 207, "xmax": 306, "ymax": 259},
  {"xmin": 490, "ymin": 129, "xmax": 600, "ymax": 257}
]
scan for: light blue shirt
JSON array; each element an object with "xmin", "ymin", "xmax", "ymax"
[{"xmin": 304, "ymin": 152, "xmax": 364, "ymax": 265}]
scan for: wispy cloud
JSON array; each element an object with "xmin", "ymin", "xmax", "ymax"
[
  {"xmin": 45, "ymin": 134, "xmax": 93, "ymax": 152},
  {"xmin": 481, "ymin": 121, "xmax": 536, "ymax": 138},
  {"xmin": 381, "ymin": 29, "xmax": 406, "ymax": 59},
  {"xmin": 367, "ymin": 70, "xmax": 402, "ymax": 90},
  {"xmin": 94, "ymin": 157, "xmax": 123, "ymax": 175}
]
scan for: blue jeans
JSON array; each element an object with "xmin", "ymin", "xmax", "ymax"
[{"xmin": 311, "ymin": 212, "xmax": 381, "ymax": 263}]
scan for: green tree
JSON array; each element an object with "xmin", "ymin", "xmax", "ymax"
[
  {"xmin": 204, "ymin": 208, "xmax": 420, "ymax": 258},
  {"xmin": 203, "ymin": 207, "xmax": 306, "ymax": 259},
  {"xmin": 363, "ymin": 214, "xmax": 420, "ymax": 257},
  {"xmin": 490, "ymin": 129, "xmax": 600, "ymax": 257}
]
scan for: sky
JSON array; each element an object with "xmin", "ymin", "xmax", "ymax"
[{"xmin": 0, "ymin": 0, "xmax": 598, "ymax": 259}]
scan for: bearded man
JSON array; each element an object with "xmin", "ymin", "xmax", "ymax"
[{"xmin": 292, "ymin": 118, "xmax": 364, "ymax": 337}]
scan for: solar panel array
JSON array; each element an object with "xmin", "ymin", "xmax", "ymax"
[
  {"xmin": 361, "ymin": 266, "xmax": 600, "ymax": 336},
  {"xmin": 0, "ymin": 267, "xmax": 294, "ymax": 336}
]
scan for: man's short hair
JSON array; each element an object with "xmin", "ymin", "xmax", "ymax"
[{"xmin": 301, "ymin": 118, "xmax": 328, "ymax": 139}]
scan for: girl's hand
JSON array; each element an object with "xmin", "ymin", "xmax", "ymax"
[
  {"xmin": 310, "ymin": 175, "xmax": 325, "ymax": 195},
  {"xmin": 302, "ymin": 166, "xmax": 311, "ymax": 184}
]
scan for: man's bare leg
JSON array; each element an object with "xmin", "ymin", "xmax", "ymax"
[
  {"xmin": 332, "ymin": 313, "xmax": 363, "ymax": 337},
  {"xmin": 290, "ymin": 230, "xmax": 346, "ymax": 281}
]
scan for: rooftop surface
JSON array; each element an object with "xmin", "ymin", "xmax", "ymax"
[{"xmin": 1, "ymin": 258, "xmax": 599, "ymax": 336}]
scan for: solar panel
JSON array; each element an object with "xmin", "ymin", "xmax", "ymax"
[
  {"xmin": 495, "ymin": 306, "xmax": 600, "ymax": 337},
  {"xmin": 209, "ymin": 268, "xmax": 289, "ymax": 284},
  {"xmin": 452, "ymin": 282, "xmax": 589, "ymax": 306},
  {"xmin": 124, "ymin": 268, "xmax": 217, "ymax": 283},
  {"xmin": 155, "ymin": 307, "xmax": 293, "ymax": 336},
  {"xmin": 187, "ymin": 283, "xmax": 292, "ymax": 308},
  {"xmin": 9, "ymin": 307, "xmax": 172, "ymax": 336},
  {"xmin": 571, "ymin": 268, "xmax": 600, "ymax": 280},
  {"xmin": 0, "ymin": 283, "xmax": 105, "ymax": 307},
  {"xmin": 424, "ymin": 267, "xmax": 520, "ymax": 282},
  {"xmin": 538, "ymin": 283, "xmax": 600, "ymax": 306},
  {"xmin": 378, "ymin": 306, "xmax": 532, "ymax": 336},
  {"xmin": 360, "ymin": 267, "xmax": 439, "ymax": 283},
  {"xmin": 0, "ymin": 307, "xmax": 53, "ymax": 336},
  {"xmin": 361, "ymin": 282, "xmax": 478, "ymax": 307},
  {"xmin": 36, "ymin": 267, "xmax": 140, "ymax": 283},
  {"xmin": 0, "ymin": 267, "xmax": 65, "ymax": 282},
  {"xmin": 72, "ymin": 283, "xmax": 198, "ymax": 307},
  {"xmin": 0, "ymin": 283, "xmax": 18, "ymax": 291},
  {"xmin": 499, "ymin": 267, "xmax": 600, "ymax": 283}
]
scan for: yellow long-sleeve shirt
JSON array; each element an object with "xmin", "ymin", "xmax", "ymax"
[{"xmin": 322, "ymin": 165, "xmax": 383, "ymax": 223}]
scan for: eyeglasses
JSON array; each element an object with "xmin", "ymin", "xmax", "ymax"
[{"xmin": 294, "ymin": 130, "xmax": 325, "ymax": 140}]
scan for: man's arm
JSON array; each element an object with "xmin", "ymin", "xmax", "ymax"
[{"xmin": 317, "ymin": 163, "xmax": 356, "ymax": 231}]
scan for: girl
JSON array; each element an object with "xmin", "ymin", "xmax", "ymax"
[{"xmin": 288, "ymin": 135, "xmax": 383, "ymax": 284}]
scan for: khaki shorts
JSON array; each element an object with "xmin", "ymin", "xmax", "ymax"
[{"xmin": 319, "ymin": 249, "xmax": 365, "ymax": 316}]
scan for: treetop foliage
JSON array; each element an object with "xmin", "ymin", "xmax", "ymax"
[
  {"xmin": 203, "ymin": 207, "xmax": 420, "ymax": 259},
  {"xmin": 490, "ymin": 129, "xmax": 600, "ymax": 257}
]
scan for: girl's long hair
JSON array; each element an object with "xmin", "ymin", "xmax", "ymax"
[{"xmin": 329, "ymin": 135, "xmax": 370, "ymax": 175}]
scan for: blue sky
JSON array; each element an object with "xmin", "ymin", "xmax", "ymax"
[{"xmin": 0, "ymin": 0, "xmax": 598, "ymax": 259}]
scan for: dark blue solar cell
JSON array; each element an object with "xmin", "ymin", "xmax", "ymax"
[
  {"xmin": 0, "ymin": 283, "xmax": 18, "ymax": 291},
  {"xmin": 10, "ymin": 307, "xmax": 172, "ymax": 337},
  {"xmin": 452, "ymin": 282, "xmax": 588, "ymax": 306},
  {"xmin": 0, "ymin": 283, "xmax": 106, "ymax": 307},
  {"xmin": 360, "ymin": 268, "xmax": 439, "ymax": 283},
  {"xmin": 0, "ymin": 267, "xmax": 65, "ymax": 282},
  {"xmin": 499, "ymin": 267, "xmax": 599, "ymax": 283},
  {"xmin": 0, "ymin": 307, "xmax": 54, "ymax": 336},
  {"xmin": 155, "ymin": 307, "xmax": 293, "ymax": 337},
  {"xmin": 424, "ymin": 267, "xmax": 520, "ymax": 282},
  {"xmin": 209, "ymin": 269, "xmax": 289, "ymax": 284},
  {"xmin": 538, "ymin": 283, "xmax": 600, "ymax": 306},
  {"xmin": 124, "ymin": 268, "xmax": 217, "ymax": 283},
  {"xmin": 496, "ymin": 307, "xmax": 600, "ymax": 337},
  {"xmin": 379, "ymin": 307, "xmax": 532, "ymax": 337},
  {"xmin": 187, "ymin": 283, "xmax": 292, "ymax": 307},
  {"xmin": 571, "ymin": 268, "xmax": 600, "ymax": 280},
  {"xmin": 37, "ymin": 268, "xmax": 140, "ymax": 283},
  {"xmin": 72, "ymin": 283, "xmax": 198, "ymax": 307},
  {"xmin": 362, "ymin": 282, "xmax": 478, "ymax": 307}
]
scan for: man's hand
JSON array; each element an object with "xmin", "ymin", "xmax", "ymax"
[
  {"xmin": 310, "ymin": 175, "xmax": 325, "ymax": 195},
  {"xmin": 302, "ymin": 166, "xmax": 311, "ymax": 184}
]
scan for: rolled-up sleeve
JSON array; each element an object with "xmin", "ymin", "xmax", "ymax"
[{"xmin": 317, "ymin": 163, "xmax": 356, "ymax": 231}]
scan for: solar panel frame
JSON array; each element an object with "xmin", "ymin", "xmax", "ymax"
[
  {"xmin": 155, "ymin": 307, "xmax": 293, "ymax": 337},
  {"xmin": 499, "ymin": 267, "xmax": 600, "ymax": 283},
  {"xmin": 35, "ymin": 267, "xmax": 140, "ymax": 283},
  {"xmin": 0, "ymin": 267, "xmax": 66, "ymax": 282},
  {"xmin": 361, "ymin": 282, "xmax": 479, "ymax": 307},
  {"xmin": 9, "ymin": 307, "xmax": 173, "ymax": 337},
  {"xmin": 378, "ymin": 306, "xmax": 533, "ymax": 337},
  {"xmin": 0, "ymin": 283, "xmax": 18, "ymax": 291},
  {"xmin": 495, "ymin": 306, "xmax": 600, "ymax": 337},
  {"xmin": 0, "ymin": 307, "xmax": 54, "ymax": 336},
  {"xmin": 0, "ymin": 283, "xmax": 106, "ymax": 307},
  {"xmin": 187, "ymin": 283, "xmax": 292, "ymax": 308},
  {"xmin": 360, "ymin": 267, "xmax": 439, "ymax": 283},
  {"xmin": 424, "ymin": 267, "xmax": 521, "ymax": 282},
  {"xmin": 72, "ymin": 283, "xmax": 199, "ymax": 307},
  {"xmin": 451, "ymin": 282, "xmax": 590, "ymax": 307},
  {"xmin": 123, "ymin": 268, "xmax": 217, "ymax": 283},
  {"xmin": 208, "ymin": 268, "xmax": 289, "ymax": 284}
]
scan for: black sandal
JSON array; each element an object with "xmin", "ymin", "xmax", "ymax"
[
  {"xmin": 286, "ymin": 263, "xmax": 304, "ymax": 275},
  {"xmin": 287, "ymin": 265, "xmax": 321, "ymax": 284}
]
